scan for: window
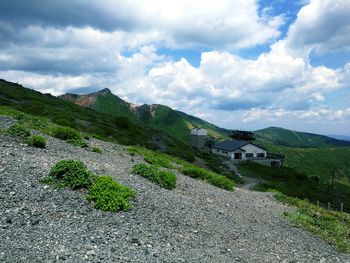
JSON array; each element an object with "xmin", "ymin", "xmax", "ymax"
[
  {"xmin": 245, "ymin": 153, "xmax": 254, "ymax": 158},
  {"xmin": 257, "ymin": 153, "xmax": 265, "ymax": 158}
]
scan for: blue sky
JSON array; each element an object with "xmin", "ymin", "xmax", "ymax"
[{"xmin": 0, "ymin": 0, "xmax": 349, "ymax": 135}]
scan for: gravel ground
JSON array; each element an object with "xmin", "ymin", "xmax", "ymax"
[{"xmin": 0, "ymin": 117, "xmax": 349, "ymax": 262}]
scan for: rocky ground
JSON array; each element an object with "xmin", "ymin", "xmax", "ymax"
[{"xmin": 0, "ymin": 116, "xmax": 348, "ymax": 262}]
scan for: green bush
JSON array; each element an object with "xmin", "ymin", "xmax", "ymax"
[
  {"xmin": 67, "ymin": 138, "xmax": 88, "ymax": 148},
  {"xmin": 91, "ymin": 147, "xmax": 102, "ymax": 153},
  {"xmin": 87, "ymin": 176, "xmax": 135, "ymax": 212},
  {"xmin": 132, "ymin": 163, "xmax": 177, "ymax": 190},
  {"xmin": 181, "ymin": 166, "xmax": 234, "ymax": 191},
  {"xmin": 6, "ymin": 123, "xmax": 31, "ymax": 137},
  {"xmin": 28, "ymin": 135, "xmax": 46, "ymax": 148},
  {"xmin": 51, "ymin": 126, "xmax": 81, "ymax": 140},
  {"xmin": 47, "ymin": 160, "xmax": 93, "ymax": 189}
]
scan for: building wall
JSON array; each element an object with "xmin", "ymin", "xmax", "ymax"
[
  {"xmin": 240, "ymin": 144, "xmax": 266, "ymax": 160},
  {"xmin": 191, "ymin": 135, "xmax": 209, "ymax": 148},
  {"xmin": 191, "ymin": 128, "xmax": 208, "ymax": 136},
  {"xmin": 211, "ymin": 143, "xmax": 266, "ymax": 160},
  {"xmin": 211, "ymin": 148, "xmax": 234, "ymax": 159}
]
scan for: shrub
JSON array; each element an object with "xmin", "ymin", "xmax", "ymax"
[
  {"xmin": 67, "ymin": 138, "xmax": 88, "ymax": 148},
  {"xmin": 28, "ymin": 135, "xmax": 46, "ymax": 148},
  {"xmin": 91, "ymin": 147, "xmax": 102, "ymax": 154},
  {"xmin": 47, "ymin": 160, "xmax": 93, "ymax": 189},
  {"xmin": 132, "ymin": 163, "xmax": 177, "ymax": 190},
  {"xmin": 87, "ymin": 176, "xmax": 135, "ymax": 212},
  {"xmin": 181, "ymin": 165, "xmax": 234, "ymax": 191},
  {"xmin": 6, "ymin": 123, "xmax": 31, "ymax": 137},
  {"xmin": 51, "ymin": 126, "xmax": 81, "ymax": 140}
]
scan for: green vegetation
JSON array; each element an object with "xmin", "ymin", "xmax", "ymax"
[
  {"xmin": 132, "ymin": 163, "xmax": 176, "ymax": 190},
  {"xmin": 87, "ymin": 176, "xmax": 135, "ymax": 212},
  {"xmin": 0, "ymin": 80, "xmax": 196, "ymax": 162},
  {"xmin": 129, "ymin": 145, "xmax": 235, "ymax": 191},
  {"xmin": 42, "ymin": 160, "xmax": 135, "ymax": 212},
  {"xmin": 239, "ymin": 162, "xmax": 350, "ymax": 213},
  {"xmin": 66, "ymin": 138, "xmax": 89, "ymax": 148},
  {"xmin": 6, "ymin": 123, "xmax": 31, "ymax": 137},
  {"xmin": 28, "ymin": 135, "xmax": 46, "ymax": 148},
  {"xmin": 275, "ymin": 192, "xmax": 350, "ymax": 253},
  {"xmin": 91, "ymin": 147, "xmax": 102, "ymax": 153},
  {"xmin": 61, "ymin": 88, "xmax": 229, "ymax": 144},
  {"xmin": 255, "ymin": 126, "xmax": 350, "ymax": 148},
  {"xmin": 46, "ymin": 160, "xmax": 94, "ymax": 189},
  {"xmin": 51, "ymin": 126, "xmax": 81, "ymax": 140},
  {"xmin": 181, "ymin": 165, "xmax": 234, "ymax": 191}
]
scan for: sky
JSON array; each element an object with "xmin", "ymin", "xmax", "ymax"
[{"xmin": 0, "ymin": 0, "xmax": 350, "ymax": 135}]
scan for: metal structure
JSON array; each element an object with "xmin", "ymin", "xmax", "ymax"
[{"xmin": 229, "ymin": 130, "xmax": 256, "ymax": 142}]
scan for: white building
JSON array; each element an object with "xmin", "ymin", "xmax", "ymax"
[
  {"xmin": 190, "ymin": 128, "xmax": 210, "ymax": 149},
  {"xmin": 190, "ymin": 128, "xmax": 208, "ymax": 136},
  {"xmin": 211, "ymin": 140, "xmax": 267, "ymax": 161}
]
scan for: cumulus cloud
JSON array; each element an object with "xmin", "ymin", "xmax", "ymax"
[
  {"xmin": 0, "ymin": 0, "xmax": 283, "ymax": 49},
  {"xmin": 287, "ymin": 0, "xmax": 350, "ymax": 54},
  {"xmin": 0, "ymin": 0, "xmax": 349, "ymax": 134}
]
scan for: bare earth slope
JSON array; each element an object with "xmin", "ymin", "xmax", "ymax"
[{"xmin": 0, "ymin": 119, "xmax": 347, "ymax": 262}]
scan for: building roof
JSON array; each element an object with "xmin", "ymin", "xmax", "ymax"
[{"xmin": 212, "ymin": 140, "xmax": 266, "ymax": 151}]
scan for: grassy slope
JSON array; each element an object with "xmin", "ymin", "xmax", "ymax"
[
  {"xmin": 255, "ymin": 126, "xmax": 350, "ymax": 148},
  {"xmin": 0, "ymin": 80, "xmax": 195, "ymax": 160},
  {"xmin": 257, "ymin": 140, "xmax": 350, "ymax": 181}
]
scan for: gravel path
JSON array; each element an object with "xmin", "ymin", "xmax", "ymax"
[{"xmin": 0, "ymin": 119, "xmax": 348, "ymax": 262}]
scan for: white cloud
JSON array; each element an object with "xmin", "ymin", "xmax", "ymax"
[
  {"xmin": 287, "ymin": 0, "xmax": 350, "ymax": 54},
  {"xmin": 0, "ymin": 0, "xmax": 284, "ymax": 50}
]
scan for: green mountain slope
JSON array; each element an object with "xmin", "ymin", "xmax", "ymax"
[
  {"xmin": 59, "ymin": 89, "xmax": 229, "ymax": 143},
  {"xmin": 0, "ymin": 79, "xmax": 195, "ymax": 160},
  {"xmin": 255, "ymin": 126, "xmax": 350, "ymax": 148}
]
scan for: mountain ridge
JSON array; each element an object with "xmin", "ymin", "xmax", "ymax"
[{"xmin": 59, "ymin": 89, "xmax": 230, "ymax": 143}]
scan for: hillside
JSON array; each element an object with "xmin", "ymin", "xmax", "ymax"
[
  {"xmin": 0, "ymin": 117, "xmax": 347, "ymax": 262},
  {"xmin": 0, "ymin": 79, "xmax": 195, "ymax": 161},
  {"xmin": 255, "ymin": 126, "xmax": 350, "ymax": 148},
  {"xmin": 59, "ymin": 89, "xmax": 229, "ymax": 143}
]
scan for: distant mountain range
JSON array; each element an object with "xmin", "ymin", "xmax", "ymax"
[
  {"xmin": 1, "ymin": 79, "xmax": 349, "ymax": 150},
  {"xmin": 59, "ymin": 88, "xmax": 229, "ymax": 144},
  {"xmin": 328, "ymin": 134, "xmax": 350, "ymax": 142},
  {"xmin": 59, "ymin": 88, "xmax": 350, "ymax": 148},
  {"xmin": 255, "ymin": 127, "xmax": 350, "ymax": 148}
]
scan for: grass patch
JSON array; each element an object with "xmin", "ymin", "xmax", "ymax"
[
  {"xmin": 181, "ymin": 165, "xmax": 234, "ymax": 191},
  {"xmin": 67, "ymin": 138, "xmax": 89, "ymax": 148},
  {"xmin": 42, "ymin": 160, "xmax": 135, "ymax": 212},
  {"xmin": 275, "ymin": 192, "xmax": 350, "ymax": 253},
  {"xmin": 129, "ymin": 145, "xmax": 235, "ymax": 191},
  {"xmin": 87, "ymin": 176, "xmax": 135, "ymax": 212},
  {"xmin": 91, "ymin": 147, "xmax": 102, "ymax": 153},
  {"xmin": 28, "ymin": 135, "xmax": 46, "ymax": 148},
  {"xmin": 51, "ymin": 126, "xmax": 81, "ymax": 140},
  {"xmin": 6, "ymin": 123, "xmax": 31, "ymax": 138},
  {"xmin": 45, "ymin": 160, "xmax": 94, "ymax": 189},
  {"xmin": 132, "ymin": 163, "xmax": 176, "ymax": 190},
  {"xmin": 128, "ymin": 146, "xmax": 177, "ymax": 168}
]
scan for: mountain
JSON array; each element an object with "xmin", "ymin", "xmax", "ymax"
[
  {"xmin": 255, "ymin": 126, "xmax": 350, "ymax": 148},
  {"xmin": 59, "ymin": 89, "xmax": 229, "ymax": 143},
  {"xmin": 328, "ymin": 134, "xmax": 350, "ymax": 142},
  {"xmin": 0, "ymin": 79, "xmax": 195, "ymax": 161}
]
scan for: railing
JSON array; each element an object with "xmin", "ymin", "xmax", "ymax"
[{"xmin": 266, "ymin": 153, "xmax": 285, "ymax": 160}]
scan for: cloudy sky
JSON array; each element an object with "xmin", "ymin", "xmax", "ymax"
[{"xmin": 1, "ymin": 0, "xmax": 350, "ymax": 135}]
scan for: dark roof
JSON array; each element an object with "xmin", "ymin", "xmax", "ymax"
[{"xmin": 212, "ymin": 140, "xmax": 266, "ymax": 151}]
